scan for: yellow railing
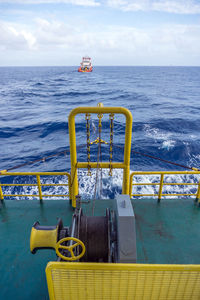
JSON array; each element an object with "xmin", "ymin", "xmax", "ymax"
[
  {"xmin": 0, "ymin": 172, "xmax": 71, "ymax": 201},
  {"xmin": 130, "ymin": 171, "xmax": 200, "ymax": 203},
  {"xmin": 68, "ymin": 105, "xmax": 132, "ymax": 207}
]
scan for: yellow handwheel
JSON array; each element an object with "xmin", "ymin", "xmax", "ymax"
[{"xmin": 55, "ymin": 237, "xmax": 86, "ymax": 261}]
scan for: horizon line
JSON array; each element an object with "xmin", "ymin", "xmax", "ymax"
[{"xmin": 0, "ymin": 65, "xmax": 200, "ymax": 68}]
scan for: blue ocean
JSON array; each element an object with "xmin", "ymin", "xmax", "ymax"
[{"xmin": 0, "ymin": 66, "xmax": 200, "ymax": 199}]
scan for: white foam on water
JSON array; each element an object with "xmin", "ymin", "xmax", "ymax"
[
  {"xmin": 144, "ymin": 124, "xmax": 172, "ymax": 140},
  {"xmin": 160, "ymin": 140, "xmax": 176, "ymax": 150},
  {"xmin": 1, "ymin": 170, "xmax": 199, "ymax": 200},
  {"xmin": 144, "ymin": 124, "xmax": 176, "ymax": 150},
  {"xmin": 78, "ymin": 169, "xmax": 123, "ymax": 199},
  {"xmin": 188, "ymin": 154, "xmax": 200, "ymax": 169}
]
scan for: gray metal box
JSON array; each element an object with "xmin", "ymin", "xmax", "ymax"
[{"xmin": 115, "ymin": 194, "xmax": 137, "ymax": 263}]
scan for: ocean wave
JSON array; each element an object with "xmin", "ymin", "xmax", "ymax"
[
  {"xmin": 0, "ymin": 66, "xmax": 199, "ymax": 200},
  {"xmin": 52, "ymin": 91, "xmax": 98, "ymax": 98},
  {"xmin": 32, "ymin": 82, "xmax": 45, "ymax": 87},
  {"xmin": 151, "ymin": 119, "xmax": 200, "ymax": 133}
]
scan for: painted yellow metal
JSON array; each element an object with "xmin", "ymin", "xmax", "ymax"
[
  {"xmin": 98, "ymin": 102, "xmax": 104, "ymax": 108},
  {"xmin": 1, "ymin": 183, "xmax": 38, "ymax": 186},
  {"xmin": 2, "ymin": 194, "xmax": 69, "ymax": 197},
  {"xmin": 0, "ymin": 169, "xmax": 7, "ymax": 174},
  {"xmin": 46, "ymin": 262, "xmax": 200, "ymax": 300},
  {"xmin": 55, "ymin": 237, "xmax": 86, "ymax": 261},
  {"xmin": 0, "ymin": 172, "xmax": 71, "ymax": 200},
  {"xmin": 30, "ymin": 226, "xmax": 58, "ymax": 252},
  {"xmin": 36, "ymin": 175, "xmax": 42, "ymax": 200},
  {"xmin": 0, "ymin": 184, "xmax": 4, "ymax": 200},
  {"xmin": 158, "ymin": 174, "xmax": 164, "ymax": 202},
  {"xmin": 68, "ymin": 106, "xmax": 132, "ymax": 207},
  {"xmin": 77, "ymin": 162, "xmax": 125, "ymax": 169},
  {"xmin": 196, "ymin": 180, "xmax": 200, "ymax": 203},
  {"xmin": 131, "ymin": 193, "xmax": 197, "ymax": 197},
  {"xmin": 90, "ymin": 137, "xmax": 108, "ymax": 145},
  {"xmin": 131, "ymin": 171, "xmax": 200, "ymax": 175},
  {"xmin": 0, "ymin": 172, "xmax": 71, "ymax": 176},
  {"xmin": 130, "ymin": 170, "xmax": 200, "ymax": 201},
  {"xmin": 131, "ymin": 182, "xmax": 198, "ymax": 186}
]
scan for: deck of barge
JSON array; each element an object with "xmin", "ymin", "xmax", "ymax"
[{"xmin": 1, "ymin": 198, "xmax": 200, "ymax": 300}]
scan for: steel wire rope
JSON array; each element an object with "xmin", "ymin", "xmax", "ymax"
[
  {"xmin": 0, "ymin": 145, "xmax": 86, "ymax": 204},
  {"xmin": 113, "ymin": 144, "xmax": 199, "ymax": 171},
  {"xmin": 0, "ymin": 144, "xmax": 87, "ymax": 173},
  {"xmin": 3, "ymin": 142, "xmax": 198, "ymax": 174},
  {"xmin": 89, "ymin": 141, "xmax": 199, "ymax": 172},
  {"xmin": 2, "ymin": 139, "xmax": 199, "ymax": 205}
]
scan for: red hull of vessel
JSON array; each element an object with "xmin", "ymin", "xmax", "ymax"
[{"xmin": 78, "ymin": 67, "xmax": 93, "ymax": 72}]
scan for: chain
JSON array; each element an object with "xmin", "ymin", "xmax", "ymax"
[
  {"xmin": 85, "ymin": 113, "xmax": 91, "ymax": 176},
  {"xmin": 98, "ymin": 113, "xmax": 103, "ymax": 197},
  {"xmin": 92, "ymin": 113, "xmax": 103, "ymax": 215},
  {"xmin": 109, "ymin": 113, "xmax": 114, "ymax": 176},
  {"xmin": 90, "ymin": 137, "xmax": 108, "ymax": 145}
]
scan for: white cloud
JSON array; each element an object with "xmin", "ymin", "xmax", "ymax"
[
  {"xmin": 34, "ymin": 18, "xmax": 80, "ymax": 48},
  {"xmin": 0, "ymin": 22, "xmax": 36, "ymax": 50},
  {"xmin": 32, "ymin": 20, "xmax": 153, "ymax": 52},
  {"xmin": 152, "ymin": 1, "xmax": 200, "ymax": 14},
  {"xmin": 107, "ymin": 0, "xmax": 148, "ymax": 11},
  {"xmin": 107, "ymin": 0, "xmax": 200, "ymax": 14},
  {"xmin": 0, "ymin": 0, "xmax": 100, "ymax": 6},
  {"xmin": 0, "ymin": 19, "xmax": 200, "ymax": 65}
]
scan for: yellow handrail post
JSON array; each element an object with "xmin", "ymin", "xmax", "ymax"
[
  {"xmin": 98, "ymin": 102, "xmax": 103, "ymax": 108},
  {"xmin": 36, "ymin": 175, "xmax": 43, "ymax": 201},
  {"xmin": 68, "ymin": 175, "xmax": 72, "ymax": 200},
  {"xmin": 68, "ymin": 110, "xmax": 79, "ymax": 208},
  {"xmin": 122, "ymin": 110, "xmax": 132, "ymax": 195},
  {"xmin": 158, "ymin": 174, "xmax": 164, "ymax": 202},
  {"xmin": 196, "ymin": 180, "xmax": 200, "ymax": 205},
  {"xmin": 129, "ymin": 173, "xmax": 134, "ymax": 197},
  {"xmin": 0, "ymin": 184, "xmax": 4, "ymax": 201}
]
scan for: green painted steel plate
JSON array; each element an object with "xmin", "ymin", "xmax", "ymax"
[{"xmin": 1, "ymin": 198, "xmax": 200, "ymax": 299}]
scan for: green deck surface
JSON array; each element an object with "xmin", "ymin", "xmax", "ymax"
[{"xmin": 1, "ymin": 198, "xmax": 200, "ymax": 300}]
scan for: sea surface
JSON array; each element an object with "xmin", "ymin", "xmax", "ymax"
[{"xmin": 0, "ymin": 66, "xmax": 200, "ymax": 199}]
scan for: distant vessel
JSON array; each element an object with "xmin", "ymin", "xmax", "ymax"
[{"xmin": 78, "ymin": 56, "xmax": 93, "ymax": 72}]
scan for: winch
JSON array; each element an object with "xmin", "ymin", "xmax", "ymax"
[{"xmin": 30, "ymin": 195, "xmax": 137, "ymax": 263}]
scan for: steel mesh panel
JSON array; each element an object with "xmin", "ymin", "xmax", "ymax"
[{"xmin": 46, "ymin": 263, "xmax": 200, "ymax": 300}]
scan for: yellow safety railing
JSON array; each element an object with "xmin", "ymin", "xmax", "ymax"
[
  {"xmin": 68, "ymin": 105, "xmax": 132, "ymax": 207},
  {"xmin": 0, "ymin": 172, "xmax": 71, "ymax": 201},
  {"xmin": 130, "ymin": 171, "xmax": 200, "ymax": 203}
]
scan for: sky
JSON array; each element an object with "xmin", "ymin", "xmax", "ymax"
[{"xmin": 0, "ymin": 0, "xmax": 200, "ymax": 66}]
